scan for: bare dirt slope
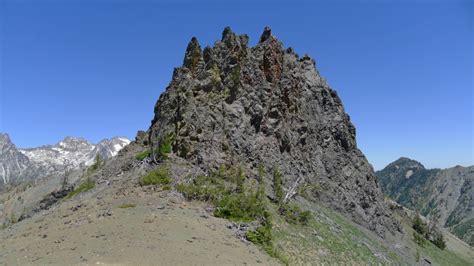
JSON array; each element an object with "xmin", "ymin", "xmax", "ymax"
[{"xmin": 0, "ymin": 180, "xmax": 276, "ymax": 265}]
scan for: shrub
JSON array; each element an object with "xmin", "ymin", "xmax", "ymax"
[
  {"xmin": 176, "ymin": 165, "xmax": 289, "ymax": 265},
  {"xmin": 65, "ymin": 179, "xmax": 95, "ymax": 199},
  {"xmin": 234, "ymin": 167, "xmax": 245, "ymax": 193},
  {"xmin": 10, "ymin": 213, "xmax": 17, "ymax": 224},
  {"xmin": 246, "ymin": 224, "xmax": 272, "ymax": 246},
  {"xmin": 413, "ymin": 214, "xmax": 428, "ymax": 236},
  {"xmin": 158, "ymin": 134, "xmax": 174, "ymax": 160},
  {"xmin": 431, "ymin": 231, "xmax": 446, "ymax": 250},
  {"xmin": 135, "ymin": 149, "xmax": 150, "ymax": 161},
  {"xmin": 210, "ymin": 64, "xmax": 221, "ymax": 87},
  {"xmin": 177, "ymin": 168, "xmax": 264, "ymax": 222},
  {"xmin": 176, "ymin": 174, "xmax": 230, "ymax": 202},
  {"xmin": 246, "ymin": 211, "xmax": 288, "ymax": 265},
  {"xmin": 0, "ymin": 223, "xmax": 7, "ymax": 230},
  {"xmin": 273, "ymin": 168, "xmax": 284, "ymax": 204},
  {"xmin": 214, "ymin": 191, "xmax": 266, "ymax": 222},
  {"xmin": 279, "ymin": 203, "xmax": 311, "ymax": 225},
  {"xmin": 140, "ymin": 166, "xmax": 171, "ymax": 186},
  {"xmin": 118, "ymin": 203, "xmax": 136, "ymax": 209},
  {"xmin": 413, "ymin": 232, "xmax": 426, "ymax": 247}
]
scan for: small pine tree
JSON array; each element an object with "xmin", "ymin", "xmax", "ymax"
[
  {"xmin": 413, "ymin": 232, "xmax": 426, "ymax": 247},
  {"xmin": 235, "ymin": 167, "xmax": 245, "ymax": 193},
  {"xmin": 413, "ymin": 213, "xmax": 427, "ymax": 236},
  {"xmin": 273, "ymin": 168, "xmax": 284, "ymax": 204},
  {"xmin": 431, "ymin": 231, "xmax": 446, "ymax": 250},
  {"xmin": 257, "ymin": 164, "xmax": 266, "ymax": 202}
]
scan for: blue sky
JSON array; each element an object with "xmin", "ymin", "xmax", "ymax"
[{"xmin": 0, "ymin": 0, "xmax": 472, "ymax": 170}]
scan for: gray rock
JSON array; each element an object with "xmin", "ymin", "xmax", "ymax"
[
  {"xmin": 0, "ymin": 133, "xmax": 38, "ymax": 188},
  {"xmin": 147, "ymin": 27, "xmax": 400, "ymax": 237}
]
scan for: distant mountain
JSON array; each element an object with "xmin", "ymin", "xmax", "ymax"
[
  {"xmin": 0, "ymin": 134, "xmax": 38, "ymax": 185},
  {"xmin": 0, "ymin": 134, "xmax": 130, "ymax": 188},
  {"xmin": 376, "ymin": 157, "xmax": 474, "ymax": 245}
]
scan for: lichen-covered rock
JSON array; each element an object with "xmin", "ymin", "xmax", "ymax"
[{"xmin": 148, "ymin": 27, "xmax": 400, "ymax": 237}]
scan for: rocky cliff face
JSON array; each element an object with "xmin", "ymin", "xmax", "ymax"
[
  {"xmin": 147, "ymin": 27, "xmax": 399, "ymax": 236},
  {"xmin": 377, "ymin": 157, "xmax": 474, "ymax": 245},
  {"xmin": 0, "ymin": 134, "xmax": 38, "ymax": 186},
  {"xmin": 0, "ymin": 134, "xmax": 130, "ymax": 189}
]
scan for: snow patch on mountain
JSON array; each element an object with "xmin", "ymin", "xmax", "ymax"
[{"xmin": 0, "ymin": 134, "xmax": 130, "ymax": 188}]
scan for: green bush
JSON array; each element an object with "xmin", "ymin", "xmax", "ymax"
[
  {"xmin": 140, "ymin": 166, "xmax": 171, "ymax": 186},
  {"xmin": 214, "ymin": 191, "xmax": 266, "ymax": 222},
  {"xmin": 279, "ymin": 203, "xmax": 311, "ymax": 225},
  {"xmin": 135, "ymin": 150, "xmax": 151, "ymax": 161},
  {"xmin": 210, "ymin": 64, "xmax": 221, "ymax": 87},
  {"xmin": 431, "ymin": 231, "xmax": 446, "ymax": 250},
  {"xmin": 176, "ymin": 174, "xmax": 230, "ymax": 202},
  {"xmin": 413, "ymin": 232, "xmax": 426, "ymax": 247},
  {"xmin": 10, "ymin": 213, "xmax": 17, "ymax": 224},
  {"xmin": 65, "ymin": 179, "xmax": 95, "ymax": 199},
  {"xmin": 158, "ymin": 134, "xmax": 174, "ymax": 160},
  {"xmin": 234, "ymin": 167, "xmax": 245, "ymax": 193},
  {"xmin": 273, "ymin": 168, "xmax": 284, "ymax": 204},
  {"xmin": 118, "ymin": 203, "xmax": 136, "ymax": 209},
  {"xmin": 177, "ymin": 168, "xmax": 264, "ymax": 222},
  {"xmin": 413, "ymin": 214, "xmax": 428, "ymax": 236},
  {"xmin": 176, "ymin": 165, "xmax": 291, "ymax": 265},
  {"xmin": 246, "ymin": 211, "xmax": 288, "ymax": 265}
]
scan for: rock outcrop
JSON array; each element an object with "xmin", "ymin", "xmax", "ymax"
[
  {"xmin": 147, "ymin": 27, "xmax": 399, "ymax": 236},
  {"xmin": 0, "ymin": 134, "xmax": 38, "ymax": 187},
  {"xmin": 377, "ymin": 157, "xmax": 474, "ymax": 245}
]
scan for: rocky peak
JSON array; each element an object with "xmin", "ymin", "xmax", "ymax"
[
  {"xmin": 183, "ymin": 37, "xmax": 203, "ymax": 75},
  {"xmin": 0, "ymin": 133, "xmax": 10, "ymax": 141},
  {"xmin": 386, "ymin": 157, "xmax": 425, "ymax": 175},
  {"xmin": 0, "ymin": 133, "xmax": 13, "ymax": 150},
  {"xmin": 57, "ymin": 137, "xmax": 94, "ymax": 151},
  {"xmin": 0, "ymin": 133, "xmax": 33, "ymax": 185},
  {"xmin": 94, "ymin": 137, "xmax": 131, "ymax": 159},
  {"xmin": 259, "ymin": 26, "xmax": 272, "ymax": 43},
  {"xmin": 147, "ymin": 27, "xmax": 400, "ymax": 237}
]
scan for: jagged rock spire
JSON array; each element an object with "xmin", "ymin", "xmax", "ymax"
[
  {"xmin": 259, "ymin": 26, "xmax": 272, "ymax": 43},
  {"xmin": 183, "ymin": 37, "xmax": 203, "ymax": 73},
  {"xmin": 221, "ymin": 27, "xmax": 233, "ymax": 41}
]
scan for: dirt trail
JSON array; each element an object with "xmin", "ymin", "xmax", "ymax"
[{"xmin": 0, "ymin": 183, "xmax": 277, "ymax": 265}]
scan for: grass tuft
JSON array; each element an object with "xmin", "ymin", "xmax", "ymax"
[
  {"xmin": 118, "ymin": 203, "xmax": 136, "ymax": 209},
  {"xmin": 65, "ymin": 179, "xmax": 95, "ymax": 199},
  {"xmin": 135, "ymin": 149, "xmax": 151, "ymax": 161}
]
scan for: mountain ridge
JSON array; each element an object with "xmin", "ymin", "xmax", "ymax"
[
  {"xmin": 376, "ymin": 157, "xmax": 474, "ymax": 246},
  {"xmin": 0, "ymin": 133, "xmax": 130, "ymax": 188}
]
